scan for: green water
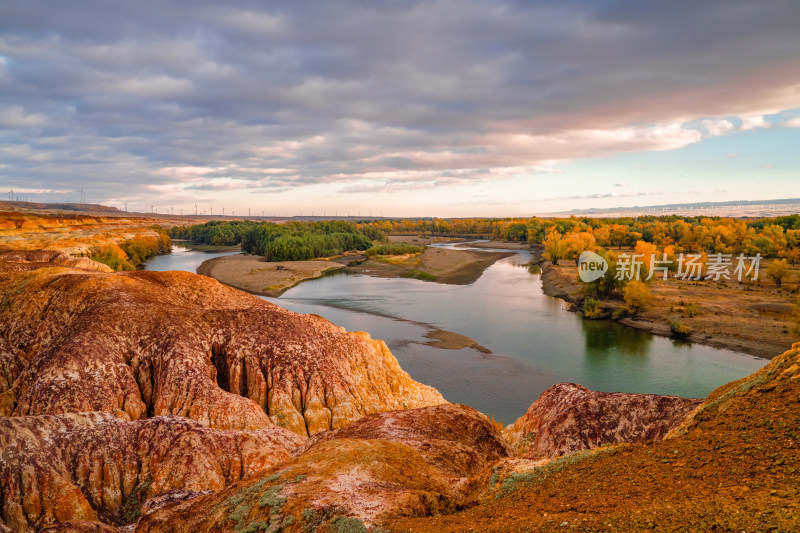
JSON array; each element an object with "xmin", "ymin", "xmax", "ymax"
[{"xmin": 145, "ymin": 244, "xmax": 767, "ymax": 424}]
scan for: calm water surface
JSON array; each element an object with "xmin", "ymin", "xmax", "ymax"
[{"xmin": 145, "ymin": 243, "xmax": 767, "ymax": 423}]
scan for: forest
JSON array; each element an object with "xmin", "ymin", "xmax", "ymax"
[
  {"xmin": 172, "ymin": 220, "xmax": 376, "ymax": 261},
  {"xmin": 358, "ymin": 214, "xmax": 800, "ymax": 262}
]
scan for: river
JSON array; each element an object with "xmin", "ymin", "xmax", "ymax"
[{"xmin": 144, "ymin": 243, "xmax": 767, "ymax": 424}]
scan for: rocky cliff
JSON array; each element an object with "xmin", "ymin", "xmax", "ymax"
[
  {"xmin": 0, "ymin": 251, "xmax": 445, "ymax": 435},
  {"xmin": 0, "ymin": 213, "xmax": 167, "ymax": 257},
  {"xmin": 503, "ymin": 382, "xmax": 703, "ymax": 459},
  {"xmin": 0, "ymin": 413, "xmax": 303, "ymax": 532},
  {"xmin": 134, "ymin": 404, "xmax": 511, "ymax": 532}
]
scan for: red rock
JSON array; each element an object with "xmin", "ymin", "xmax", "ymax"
[
  {"xmin": 503, "ymin": 383, "xmax": 703, "ymax": 459},
  {"xmin": 0, "ymin": 412, "xmax": 303, "ymax": 532},
  {"xmin": 39, "ymin": 521, "xmax": 120, "ymax": 532},
  {"xmin": 0, "ymin": 253, "xmax": 445, "ymax": 434},
  {"xmin": 0, "ymin": 249, "xmax": 113, "ymax": 272},
  {"xmin": 134, "ymin": 404, "xmax": 512, "ymax": 532}
]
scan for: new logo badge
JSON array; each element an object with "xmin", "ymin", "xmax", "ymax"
[{"xmin": 578, "ymin": 251, "xmax": 608, "ymax": 282}]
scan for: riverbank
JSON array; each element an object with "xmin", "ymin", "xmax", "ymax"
[
  {"xmin": 348, "ymin": 246, "xmax": 514, "ymax": 284},
  {"xmin": 539, "ymin": 261, "xmax": 798, "ymax": 359},
  {"xmin": 454, "ymin": 240, "xmax": 531, "ymax": 250},
  {"xmin": 172, "ymin": 241, "xmax": 240, "ymax": 253},
  {"xmin": 197, "ymin": 254, "xmax": 345, "ymax": 296}
]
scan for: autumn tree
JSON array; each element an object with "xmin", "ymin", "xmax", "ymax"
[
  {"xmin": 623, "ymin": 280, "xmax": 652, "ymax": 315},
  {"xmin": 543, "ymin": 229, "xmax": 565, "ymax": 265},
  {"xmin": 563, "ymin": 231, "xmax": 596, "ymax": 264},
  {"xmin": 91, "ymin": 244, "xmax": 133, "ymax": 271},
  {"xmin": 634, "ymin": 240, "xmax": 658, "ymax": 271},
  {"xmin": 767, "ymin": 259, "xmax": 789, "ymax": 288}
]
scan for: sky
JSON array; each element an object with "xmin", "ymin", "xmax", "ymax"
[{"xmin": 1, "ymin": 0, "xmax": 799, "ymax": 217}]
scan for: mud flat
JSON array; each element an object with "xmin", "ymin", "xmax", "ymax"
[
  {"xmin": 348, "ymin": 246, "xmax": 514, "ymax": 284},
  {"xmin": 197, "ymin": 254, "xmax": 345, "ymax": 296}
]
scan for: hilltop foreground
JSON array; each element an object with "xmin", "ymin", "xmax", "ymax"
[{"xmin": 0, "ymin": 250, "xmax": 798, "ymax": 532}]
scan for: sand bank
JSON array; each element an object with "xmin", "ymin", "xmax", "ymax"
[{"xmin": 197, "ymin": 254, "xmax": 344, "ymax": 296}]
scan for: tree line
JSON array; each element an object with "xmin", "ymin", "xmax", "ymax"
[
  {"xmin": 91, "ymin": 227, "xmax": 172, "ymax": 271},
  {"xmin": 172, "ymin": 220, "xmax": 377, "ymax": 261},
  {"xmin": 357, "ymin": 214, "xmax": 800, "ymax": 261}
]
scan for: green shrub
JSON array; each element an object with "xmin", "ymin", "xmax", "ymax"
[
  {"xmin": 400, "ymin": 270, "xmax": 437, "ymax": 281},
  {"xmin": 670, "ymin": 321, "xmax": 692, "ymax": 339},
  {"xmin": 91, "ymin": 232, "xmax": 171, "ymax": 271},
  {"xmin": 612, "ymin": 307, "xmax": 629, "ymax": 320},
  {"xmin": 582, "ymin": 298, "xmax": 606, "ymax": 319},
  {"xmin": 365, "ymin": 243, "xmax": 424, "ymax": 257}
]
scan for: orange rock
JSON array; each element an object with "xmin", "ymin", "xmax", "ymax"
[
  {"xmin": 0, "ymin": 252, "xmax": 445, "ymax": 434},
  {"xmin": 0, "ymin": 413, "xmax": 303, "ymax": 532},
  {"xmin": 135, "ymin": 404, "xmax": 511, "ymax": 532}
]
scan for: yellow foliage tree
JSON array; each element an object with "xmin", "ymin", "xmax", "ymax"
[
  {"xmin": 622, "ymin": 280, "xmax": 652, "ymax": 315},
  {"xmin": 767, "ymin": 259, "xmax": 790, "ymax": 288},
  {"xmin": 634, "ymin": 240, "xmax": 658, "ymax": 271},
  {"xmin": 543, "ymin": 229, "xmax": 565, "ymax": 265},
  {"xmin": 563, "ymin": 231, "xmax": 597, "ymax": 264}
]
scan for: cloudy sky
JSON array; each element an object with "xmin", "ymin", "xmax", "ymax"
[{"xmin": 1, "ymin": 1, "xmax": 799, "ymax": 217}]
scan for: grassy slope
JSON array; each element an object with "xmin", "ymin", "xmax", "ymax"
[{"xmin": 393, "ymin": 343, "xmax": 800, "ymax": 532}]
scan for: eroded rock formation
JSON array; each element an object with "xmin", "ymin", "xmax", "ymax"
[
  {"xmin": 502, "ymin": 382, "xmax": 703, "ymax": 459},
  {"xmin": 135, "ymin": 404, "xmax": 511, "ymax": 532},
  {"xmin": 0, "ymin": 252, "xmax": 445, "ymax": 434},
  {"xmin": 2, "ymin": 248, "xmax": 748, "ymax": 532},
  {"xmin": 0, "ymin": 412, "xmax": 303, "ymax": 532}
]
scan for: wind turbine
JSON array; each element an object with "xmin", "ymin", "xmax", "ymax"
[
  {"xmin": 7, "ymin": 187, "xmax": 14, "ymax": 201},
  {"xmin": 222, "ymin": 206, "xmax": 225, "ymax": 216},
  {"xmin": 123, "ymin": 201, "xmax": 128, "ymax": 212},
  {"xmin": 194, "ymin": 202, "xmax": 198, "ymax": 216},
  {"xmin": 79, "ymin": 185, "xmax": 86, "ymax": 205}
]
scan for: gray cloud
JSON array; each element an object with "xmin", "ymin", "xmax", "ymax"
[{"xmin": 1, "ymin": 0, "xmax": 799, "ymax": 205}]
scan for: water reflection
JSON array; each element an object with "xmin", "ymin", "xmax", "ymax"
[{"xmin": 581, "ymin": 318, "xmax": 653, "ymax": 357}]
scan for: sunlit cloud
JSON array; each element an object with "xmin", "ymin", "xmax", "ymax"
[{"xmin": 0, "ymin": 0, "xmax": 798, "ymax": 213}]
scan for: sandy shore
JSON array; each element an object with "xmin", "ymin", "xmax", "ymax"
[
  {"xmin": 349, "ymin": 247, "xmax": 514, "ymax": 284},
  {"xmin": 197, "ymin": 254, "xmax": 345, "ymax": 296},
  {"xmin": 539, "ymin": 260, "xmax": 798, "ymax": 359}
]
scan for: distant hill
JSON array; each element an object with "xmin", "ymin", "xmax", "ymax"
[
  {"xmin": 0, "ymin": 200, "xmax": 122, "ymax": 214},
  {"xmin": 540, "ymin": 198, "xmax": 800, "ymax": 218}
]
